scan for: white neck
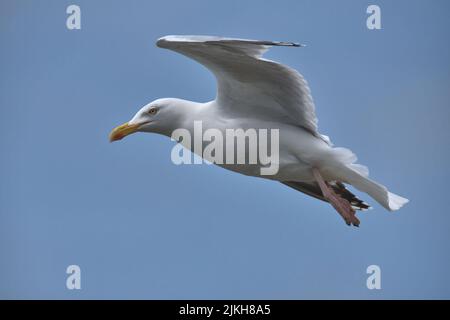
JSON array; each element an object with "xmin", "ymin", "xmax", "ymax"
[{"xmin": 155, "ymin": 98, "xmax": 212, "ymax": 137}]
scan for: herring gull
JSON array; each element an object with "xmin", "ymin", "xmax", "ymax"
[{"xmin": 109, "ymin": 35, "xmax": 409, "ymax": 226}]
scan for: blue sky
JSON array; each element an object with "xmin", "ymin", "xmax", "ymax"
[{"xmin": 1, "ymin": 0, "xmax": 449, "ymax": 299}]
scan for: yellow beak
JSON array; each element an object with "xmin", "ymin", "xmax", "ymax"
[{"xmin": 109, "ymin": 122, "xmax": 140, "ymax": 142}]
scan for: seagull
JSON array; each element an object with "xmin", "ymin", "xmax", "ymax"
[{"xmin": 109, "ymin": 35, "xmax": 409, "ymax": 226}]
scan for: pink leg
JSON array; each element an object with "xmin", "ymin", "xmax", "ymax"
[{"xmin": 312, "ymin": 168, "xmax": 360, "ymax": 227}]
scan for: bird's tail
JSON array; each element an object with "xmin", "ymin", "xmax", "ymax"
[{"xmin": 325, "ymin": 148, "xmax": 409, "ymax": 211}]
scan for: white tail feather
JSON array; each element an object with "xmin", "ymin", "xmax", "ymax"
[
  {"xmin": 335, "ymin": 165, "xmax": 409, "ymax": 211},
  {"xmin": 326, "ymin": 147, "xmax": 409, "ymax": 211}
]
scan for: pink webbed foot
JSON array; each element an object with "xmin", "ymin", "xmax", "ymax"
[{"xmin": 312, "ymin": 168, "xmax": 360, "ymax": 227}]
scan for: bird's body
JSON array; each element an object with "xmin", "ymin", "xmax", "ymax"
[
  {"xmin": 170, "ymin": 100, "xmax": 328, "ymax": 181},
  {"xmin": 110, "ymin": 35, "xmax": 409, "ymax": 226}
]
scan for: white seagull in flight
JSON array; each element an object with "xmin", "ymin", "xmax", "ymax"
[{"xmin": 110, "ymin": 35, "xmax": 408, "ymax": 226}]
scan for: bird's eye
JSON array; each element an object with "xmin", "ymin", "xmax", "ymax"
[{"xmin": 148, "ymin": 108, "xmax": 158, "ymax": 115}]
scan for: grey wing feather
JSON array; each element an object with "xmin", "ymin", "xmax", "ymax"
[
  {"xmin": 156, "ymin": 35, "xmax": 322, "ymax": 140},
  {"xmin": 282, "ymin": 181, "xmax": 371, "ymax": 211}
]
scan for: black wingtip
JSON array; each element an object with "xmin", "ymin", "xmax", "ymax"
[{"xmin": 277, "ymin": 41, "xmax": 305, "ymax": 47}]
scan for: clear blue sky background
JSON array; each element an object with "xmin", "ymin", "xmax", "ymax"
[{"xmin": 1, "ymin": 0, "xmax": 449, "ymax": 299}]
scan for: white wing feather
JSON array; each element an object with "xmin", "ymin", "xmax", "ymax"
[{"xmin": 156, "ymin": 35, "xmax": 323, "ymax": 140}]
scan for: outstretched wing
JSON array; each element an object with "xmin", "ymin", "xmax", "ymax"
[{"xmin": 156, "ymin": 35, "xmax": 322, "ymax": 139}]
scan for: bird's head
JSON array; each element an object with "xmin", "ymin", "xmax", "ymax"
[{"xmin": 109, "ymin": 98, "xmax": 184, "ymax": 142}]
